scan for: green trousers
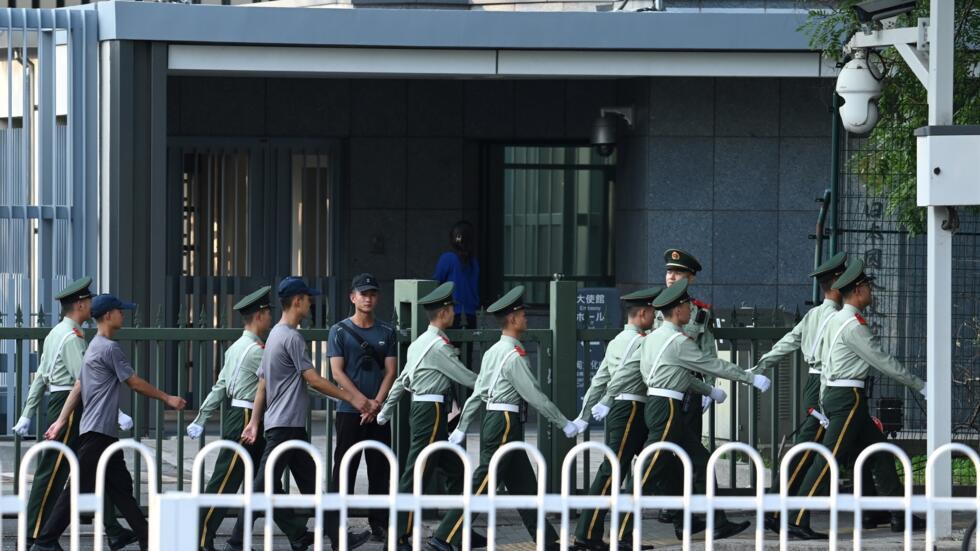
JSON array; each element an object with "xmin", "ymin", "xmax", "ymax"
[
  {"xmin": 433, "ymin": 410, "xmax": 559, "ymax": 546},
  {"xmin": 789, "ymin": 386, "xmax": 901, "ymax": 528},
  {"xmin": 395, "ymin": 401, "xmax": 464, "ymax": 544},
  {"xmin": 574, "ymin": 399, "xmax": 647, "ymax": 542},
  {"xmin": 776, "ymin": 374, "xmax": 826, "ymax": 500},
  {"xmin": 26, "ymin": 391, "xmax": 126, "ymax": 541},
  {"xmin": 197, "ymin": 404, "xmax": 306, "ymax": 549}
]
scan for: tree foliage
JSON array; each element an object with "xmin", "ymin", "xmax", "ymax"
[{"xmin": 801, "ymin": 1, "xmax": 980, "ymax": 235}]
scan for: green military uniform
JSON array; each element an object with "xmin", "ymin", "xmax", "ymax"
[
  {"xmin": 375, "ymin": 283, "xmax": 478, "ymax": 547},
  {"xmin": 572, "ymin": 287, "xmax": 663, "ymax": 546},
  {"xmin": 788, "ymin": 259, "xmax": 925, "ymax": 534},
  {"xmin": 617, "ymin": 279, "xmax": 761, "ymax": 543},
  {"xmin": 189, "ymin": 287, "xmax": 305, "ymax": 551},
  {"xmin": 14, "ymin": 278, "xmax": 130, "ymax": 547},
  {"xmin": 430, "ymin": 286, "xmax": 575, "ymax": 551},
  {"xmin": 751, "ymin": 252, "xmax": 846, "ymax": 502}
]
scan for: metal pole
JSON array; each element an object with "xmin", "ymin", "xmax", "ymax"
[
  {"xmin": 925, "ymin": 0, "xmax": 954, "ymax": 538},
  {"xmin": 828, "ymin": 93, "xmax": 842, "ymax": 255}
]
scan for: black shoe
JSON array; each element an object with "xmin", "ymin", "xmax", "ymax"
[
  {"xmin": 572, "ymin": 538, "xmax": 605, "ymax": 551},
  {"xmin": 290, "ymin": 531, "xmax": 315, "ymax": 551},
  {"xmin": 785, "ymin": 523, "xmax": 828, "ymax": 540},
  {"xmin": 397, "ymin": 543, "xmax": 413, "ymax": 551},
  {"xmin": 673, "ymin": 516, "xmax": 707, "ymax": 540},
  {"xmin": 657, "ymin": 509, "xmax": 675, "ymax": 524},
  {"xmin": 890, "ymin": 513, "xmax": 926, "ymax": 532},
  {"xmin": 763, "ymin": 513, "xmax": 780, "ymax": 534},
  {"xmin": 29, "ymin": 542, "xmax": 64, "ymax": 551},
  {"xmin": 109, "ymin": 529, "xmax": 140, "ymax": 551},
  {"xmin": 862, "ymin": 510, "xmax": 891, "ymax": 528},
  {"xmin": 468, "ymin": 530, "xmax": 487, "ymax": 548},
  {"xmin": 370, "ymin": 522, "xmax": 387, "ymax": 542},
  {"xmin": 618, "ymin": 541, "xmax": 655, "ymax": 550},
  {"xmin": 713, "ymin": 520, "xmax": 750, "ymax": 540},
  {"xmin": 425, "ymin": 537, "xmax": 455, "ymax": 551},
  {"xmin": 334, "ymin": 529, "xmax": 371, "ymax": 551}
]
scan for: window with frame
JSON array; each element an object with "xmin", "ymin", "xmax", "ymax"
[{"xmin": 496, "ymin": 145, "xmax": 615, "ymax": 304}]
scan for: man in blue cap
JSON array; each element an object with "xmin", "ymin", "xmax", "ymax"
[
  {"xmin": 227, "ymin": 277, "xmax": 374, "ymax": 551},
  {"xmin": 32, "ymin": 294, "xmax": 188, "ymax": 551}
]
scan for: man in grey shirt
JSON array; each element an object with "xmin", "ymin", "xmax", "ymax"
[
  {"xmin": 32, "ymin": 294, "xmax": 187, "ymax": 551},
  {"xmin": 227, "ymin": 277, "xmax": 375, "ymax": 551}
]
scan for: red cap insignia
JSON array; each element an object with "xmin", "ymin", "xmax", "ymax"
[
  {"xmin": 855, "ymin": 313, "xmax": 867, "ymax": 325},
  {"xmin": 72, "ymin": 328, "xmax": 83, "ymax": 338},
  {"xmin": 515, "ymin": 346, "xmax": 526, "ymax": 357}
]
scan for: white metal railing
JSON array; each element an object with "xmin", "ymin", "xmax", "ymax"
[{"xmin": 2, "ymin": 439, "xmax": 979, "ymax": 550}]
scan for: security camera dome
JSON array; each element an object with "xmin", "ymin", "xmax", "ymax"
[
  {"xmin": 836, "ymin": 55, "xmax": 883, "ymax": 135},
  {"xmin": 591, "ymin": 114, "xmax": 618, "ymax": 157}
]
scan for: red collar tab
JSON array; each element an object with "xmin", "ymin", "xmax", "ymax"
[
  {"xmin": 259, "ymin": 344, "xmax": 266, "ymax": 349},
  {"xmin": 692, "ymin": 298, "xmax": 711, "ymax": 310},
  {"xmin": 515, "ymin": 346, "xmax": 527, "ymax": 357},
  {"xmin": 855, "ymin": 313, "xmax": 867, "ymax": 325},
  {"xmin": 441, "ymin": 336, "xmax": 451, "ymax": 345},
  {"xmin": 72, "ymin": 328, "xmax": 83, "ymax": 338}
]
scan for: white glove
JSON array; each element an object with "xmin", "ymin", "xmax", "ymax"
[
  {"xmin": 701, "ymin": 396, "xmax": 712, "ymax": 413},
  {"xmin": 375, "ymin": 412, "xmax": 389, "ymax": 426},
  {"xmin": 12, "ymin": 416, "xmax": 31, "ymax": 437},
  {"xmin": 591, "ymin": 403, "xmax": 611, "ymax": 421},
  {"xmin": 752, "ymin": 374, "xmax": 772, "ymax": 392},
  {"xmin": 808, "ymin": 408, "xmax": 830, "ymax": 429},
  {"xmin": 118, "ymin": 410, "xmax": 134, "ymax": 431},
  {"xmin": 448, "ymin": 429, "xmax": 466, "ymax": 445},
  {"xmin": 562, "ymin": 421, "xmax": 579, "ymax": 438},
  {"xmin": 186, "ymin": 422, "xmax": 204, "ymax": 439},
  {"xmin": 709, "ymin": 387, "xmax": 728, "ymax": 405},
  {"xmin": 920, "ymin": 381, "xmax": 928, "ymax": 399},
  {"xmin": 572, "ymin": 418, "xmax": 589, "ymax": 435}
]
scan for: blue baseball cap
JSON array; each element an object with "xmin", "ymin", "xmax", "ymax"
[
  {"xmin": 91, "ymin": 294, "xmax": 136, "ymax": 318},
  {"xmin": 277, "ymin": 276, "xmax": 322, "ymax": 299}
]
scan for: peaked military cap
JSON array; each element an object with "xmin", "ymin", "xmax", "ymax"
[
  {"xmin": 234, "ymin": 285, "xmax": 272, "ymax": 316},
  {"xmin": 621, "ymin": 286, "xmax": 664, "ymax": 307},
  {"xmin": 487, "ymin": 286, "xmax": 525, "ymax": 316},
  {"xmin": 652, "ymin": 279, "xmax": 691, "ymax": 311},
  {"xmin": 419, "ymin": 282, "xmax": 455, "ymax": 310},
  {"xmin": 56, "ymin": 276, "xmax": 93, "ymax": 303},
  {"xmin": 832, "ymin": 258, "xmax": 875, "ymax": 292},
  {"xmin": 664, "ymin": 248, "xmax": 702, "ymax": 274},
  {"xmin": 809, "ymin": 251, "xmax": 848, "ymax": 279}
]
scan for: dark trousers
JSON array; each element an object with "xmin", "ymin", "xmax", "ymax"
[
  {"xmin": 37, "ymin": 432, "xmax": 147, "ymax": 547},
  {"xmin": 198, "ymin": 406, "xmax": 307, "ymax": 549},
  {"xmin": 331, "ymin": 412, "xmax": 392, "ymax": 526},
  {"xmin": 574, "ymin": 399, "xmax": 648, "ymax": 542},
  {"xmin": 395, "ymin": 401, "xmax": 463, "ymax": 544},
  {"xmin": 26, "ymin": 392, "xmax": 126, "ymax": 542},
  {"xmin": 434, "ymin": 410, "xmax": 559, "ymax": 546},
  {"xmin": 228, "ymin": 427, "xmax": 335, "ymax": 545},
  {"xmin": 790, "ymin": 387, "xmax": 901, "ymax": 528}
]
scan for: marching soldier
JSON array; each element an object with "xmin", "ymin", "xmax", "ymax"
[
  {"xmin": 426, "ymin": 285, "xmax": 582, "ymax": 551},
  {"xmin": 374, "ymin": 282, "xmax": 485, "ymax": 551},
  {"xmin": 650, "ymin": 248, "xmax": 719, "ymax": 524},
  {"xmin": 571, "ymin": 286, "xmax": 668, "ymax": 550},
  {"xmin": 786, "ymin": 259, "xmax": 927, "ymax": 539},
  {"xmin": 616, "ymin": 279, "xmax": 770, "ymax": 544},
  {"xmin": 33, "ymin": 294, "xmax": 188, "ymax": 551},
  {"xmin": 749, "ymin": 252, "xmax": 849, "ymax": 531},
  {"xmin": 12, "ymin": 278, "xmax": 135, "ymax": 550},
  {"xmin": 185, "ymin": 286, "xmax": 305, "ymax": 551}
]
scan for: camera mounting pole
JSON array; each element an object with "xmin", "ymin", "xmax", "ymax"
[{"xmin": 841, "ymin": 1, "xmax": 957, "ymax": 538}]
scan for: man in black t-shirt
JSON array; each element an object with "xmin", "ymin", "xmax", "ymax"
[{"xmin": 328, "ymin": 273, "xmax": 397, "ymax": 542}]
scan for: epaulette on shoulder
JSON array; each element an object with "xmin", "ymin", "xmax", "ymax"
[
  {"xmin": 515, "ymin": 346, "xmax": 527, "ymax": 357},
  {"xmin": 855, "ymin": 313, "xmax": 867, "ymax": 325},
  {"xmin": 72, "ymin": 327, "xmax": 84, "ymax": 338},
  {"xmin": 440, "ymin": 336, "xmax": 451, "ymax": 345},
  {"xmin": 692, "ymin": 298, "xmax": 712, "ymax": 310}
]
